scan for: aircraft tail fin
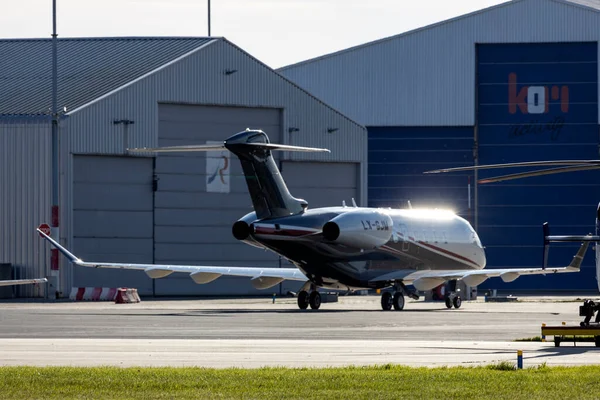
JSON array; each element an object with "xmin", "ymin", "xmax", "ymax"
[{"xmin": 129, "ymin": 129, "xmax": 330, "ymax": 220}]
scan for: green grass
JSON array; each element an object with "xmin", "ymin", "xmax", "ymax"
[
  {"xmin": 1, "ymin": 365, "xmax": 600, "ymax": 399},
  {"xmin": 514, "ymin": 336, "xmax": 544, "ymax": 342},
  {"xmin": 515, "ymin": 336, "xmax": 598, "ymax": 342}
]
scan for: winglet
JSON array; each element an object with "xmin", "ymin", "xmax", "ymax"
[
  {"xmin": 567, "ymin": 241, "xmax": 590, "ymax": 271},
  {"xmin": 36, "ymin": 228, "xmax": 81, "ymax": 264}
]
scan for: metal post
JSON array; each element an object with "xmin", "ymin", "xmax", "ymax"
[
  {"xmin": 208, "ymin": 0, "xmax": 211, "ymax": 36},
  {"xmin": 50, "ymin": 0, "xmax": 61, "ymax": 299},
  {"xmin": 473, "ymin": 47, "xmax": 480, "ymax": 232}
]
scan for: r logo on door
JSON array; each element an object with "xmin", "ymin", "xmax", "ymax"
[{"xmin": 508, "ymin": 73, "xmax": 569, "ymax": 114}]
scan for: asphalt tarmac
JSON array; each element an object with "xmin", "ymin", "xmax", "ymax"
[{"xmin": 0, "ymin": 295, "xmax": 598, "ymax": 367}]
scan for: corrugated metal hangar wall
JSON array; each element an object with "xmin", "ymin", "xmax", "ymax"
[
  {"xmin": 476, "ymin": 42, "xmax": 598, "ymax": 290},
  {"xmin": 0, "ymin": 37, "xmax": 367, "ymax": 297},
  {"xmin": 279, "ymin": 0, "xmax": 600, "ymax": 291}
]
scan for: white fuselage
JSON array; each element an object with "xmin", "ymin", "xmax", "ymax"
[{"xmin": 384, "ymin": 208, "xmax": 486, "ymax": 270}]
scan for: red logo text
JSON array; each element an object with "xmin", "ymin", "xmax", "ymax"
[{"xmin": 508, "ymin": 73, "xmax": 569, "ymax": 114}]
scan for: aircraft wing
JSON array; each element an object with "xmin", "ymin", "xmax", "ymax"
[
  {"xmin": 37, "ymin": 229, "xmax": 307, "ymax": 290},
  {"xmin": 0, "ymin": 278, "xmax": 47, "ymax": 287},
  {"xmin": 371, "ymin": 241, "xmax": 589, "ymax": 290}
]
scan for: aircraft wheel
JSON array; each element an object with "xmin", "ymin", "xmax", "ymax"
[
  {"xmin": 445, "ymin": 297, "xmax": 453, "ymax": 309},
  {"xmin": 309, "ymin": 291, "xmax": 321, "ymax": 310},
  {"xmin": 381, "ymin": 291, "xmax": 392, "ymax": 311},
  {"xmin": 393, "ymin": 292, "xmax": 405, "ymax": 311},
  {"xmin": 297, "ymin": 290, "xmax": 309, "ymax": 310},
  {"xmin": 453, "ymin": 295, "xmax": 462, "ymax": 309}
]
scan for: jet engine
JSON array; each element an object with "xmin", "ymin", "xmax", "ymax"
[
  {"xmin": 232, "ymin": 211, "xmax": 258, "ymax": 241},
  {"xmin": 232, "ymin": 220, "xmax": 251, "ymax": 240},
  {"xmin": 322, "ymin": 210, "xmax": 393, "ymax": 249}
]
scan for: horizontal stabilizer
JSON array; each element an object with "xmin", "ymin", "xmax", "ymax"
[
  {"xmin": 128, "ymin": 143, "xmax": 226, "ymax": 153},
  {"xmin": 128, "ymin": 142, "xmax": 330, "ymax": 153}
]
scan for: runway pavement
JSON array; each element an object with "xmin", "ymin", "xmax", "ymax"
[
  {"xmin": 0, "ymin": 295, "xmax": 598, "ymax": 367},
  {"xmin": 1, "ymin": 338, "xmax": 598, "ymax": 368}
]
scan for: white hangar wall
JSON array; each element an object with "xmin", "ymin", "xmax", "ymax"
[
  {"xmin": 0, "ymin": 119, "xmax": 51, "ymax": 298},
  {"xmin": 54, "ymin": 38, "xmax": 367, "ymax": 296}
]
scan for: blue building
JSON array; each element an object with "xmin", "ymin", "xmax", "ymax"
[{"xmin": 279, "ymin": 0, "xmax": 600, "ymax": 291}]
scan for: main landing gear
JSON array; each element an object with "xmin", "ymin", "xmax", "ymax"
[
  {"xmin": 380, "ymin": 283, "xmax": 419, "ymax": 311},
  {"xmin": 297, "ymin": 289, "xmax": 321, "ymax": 310},
  {"xmin": 381, "ymin": 291, "xmax": 405, "ymax": 311}
]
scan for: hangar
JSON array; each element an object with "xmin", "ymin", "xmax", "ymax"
[
  {"xmin": 278, "ymin": 0, "xmax": 600, "ymax": 291},
  {"xmin": 0, "ymin": 37, "xmax": 367, "ymax": 298}
]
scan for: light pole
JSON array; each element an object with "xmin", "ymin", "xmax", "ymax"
[{"xmin": 50, "ymin": 0, "xmax": 60, "ymax": 298}]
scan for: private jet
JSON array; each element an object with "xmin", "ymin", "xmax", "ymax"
[{"xmin": 37, "ymin": 130, "xmax": 591, "ymax": 310}]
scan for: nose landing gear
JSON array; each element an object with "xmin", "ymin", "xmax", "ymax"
[
  {"xmin": 445, "ymin": 294, "xmax": 462, "ymax": 309},
  {"xmin": 444, "ymin": 280, "xmax": 462, "ymax": 309}
]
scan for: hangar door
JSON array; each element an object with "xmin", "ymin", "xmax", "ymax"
[
  {"xmin": 154, "ymin": 104, "xmax": 286, "ymax": 296},
  {"xmin": 282, "ymin": 161, "xmax": 359, "ymax": 209},
  {"xmin": 476, "ymin": 42, "xmax": 600, "ymax": 290},
  {"xmin": 368, "ymin": 126, "xmax": 474, "ymax": 219},
  {"xmin": 72, "ymin": 155, "xmax": 154, "ymax": 294}
]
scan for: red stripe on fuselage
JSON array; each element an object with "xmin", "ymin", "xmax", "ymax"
[
  {"xmin": 254, "ymin": 226, "xmax": 316, "ymax": 237},
  {"xmin": 417, "ymin": 241, "xmax": 480, "ymax": 268}
]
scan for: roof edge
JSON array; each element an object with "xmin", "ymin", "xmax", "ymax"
[
  {"xmin": 0, "ymin": 114, "xmax": 68, "ymax": 123},
  {"xmin": 549, "ymin": 0, "xmax": 600, "ymax": 13},
  {"xmin": 66, "ymin": 38, "xmax": 220, "ymax": 115},
  {"xmin": 278, "ymin": 0, "xmax": 525, "ymax": 71},
  {"xmin": 221, "ymin": 39, "xmax": 366, "ymax": 132},
  {"xmin": 0, "ymin": 36, "xmax": 223, "ymax": 42}
]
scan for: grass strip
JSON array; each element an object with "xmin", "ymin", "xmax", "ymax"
[{"xmin": 0, "ymin": 364, "xmax": 599, "ymax": 400}]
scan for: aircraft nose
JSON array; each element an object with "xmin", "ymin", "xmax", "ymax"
[{"xmin": 477, "ymin": 248, "xmax": 487, "ymax": 268}]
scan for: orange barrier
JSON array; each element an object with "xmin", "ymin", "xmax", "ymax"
[{"xmin": 69, "ymin": 287, "xmax": 117, "ymax": 301}]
